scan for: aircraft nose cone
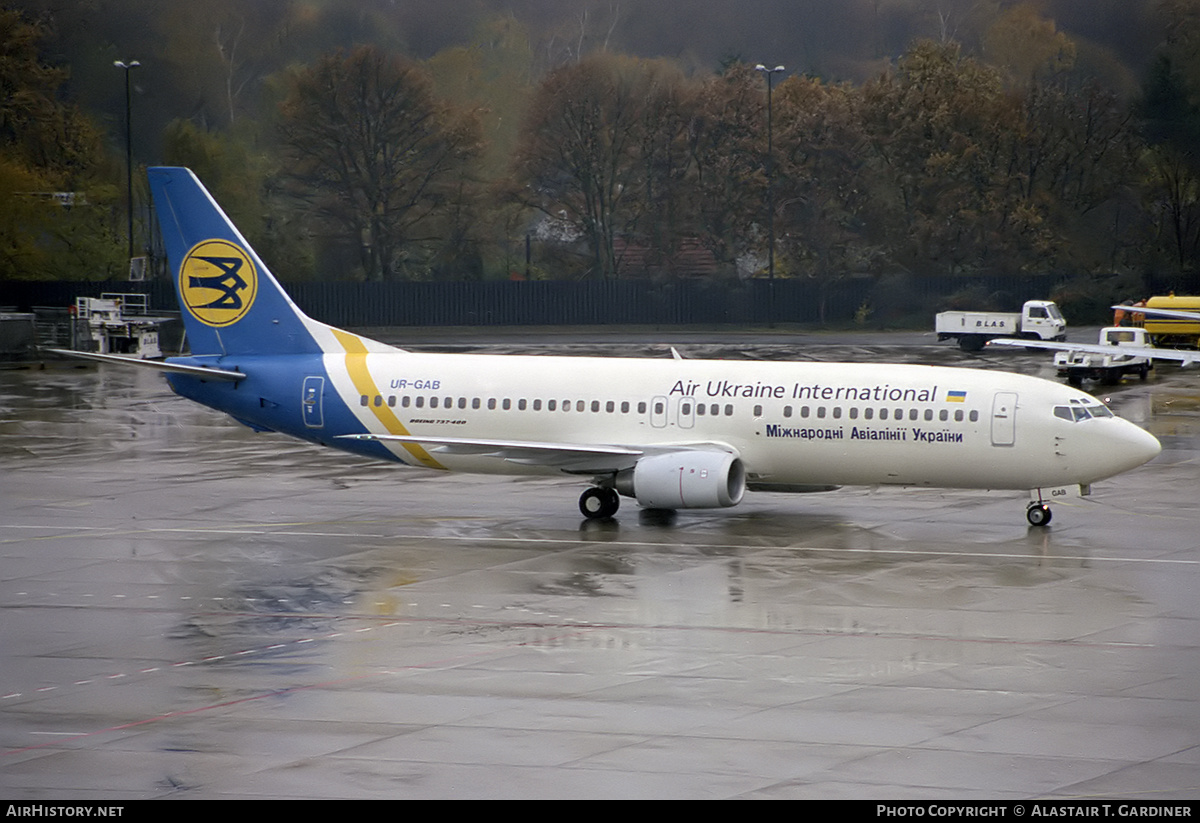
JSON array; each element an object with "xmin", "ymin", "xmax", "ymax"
[{"xmin": 1115, "ymin": 420, "xmax": 1161, "ymax": 473}]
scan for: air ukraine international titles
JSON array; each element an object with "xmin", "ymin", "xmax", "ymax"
[{"xmin": 668, "ymin": 379, "xmax": 946, "ymax": 402}]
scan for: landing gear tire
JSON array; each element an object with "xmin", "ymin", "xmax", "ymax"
[
  {"xmin": 580, "ymin": 487, "xmax": 620, "ymax": 519},
  {"xmin": 1026, "ymin": 502, "xmax": 1052, "ymax": 527}
]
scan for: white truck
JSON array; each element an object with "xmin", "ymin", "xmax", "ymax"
[
  {"xmin": 936, "ymin": 300, "xmax": 1066, "ymax": 351},
  {"xmin": 1054, "ymin": 327, "xmax": 1153, "ymax": 386}
]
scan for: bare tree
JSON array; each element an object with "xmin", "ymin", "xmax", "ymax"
[
  {"xmin": 277, "ymin": 46, "xmax": 481, "ymax": 280},
  {"xmin": 512, "ymin": 53, "xmax": 691, "ymax": 278}
]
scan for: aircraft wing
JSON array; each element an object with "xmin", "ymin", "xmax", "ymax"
[
  {"xmin": 339, "ymin": 433, "xmax": 735, "ymax": 473},
  {"xmin": 1111, "ymin": 305, "xmax": 1200, "ymax": 322},
  {"xmin": 46, "ymin": 349, "xmax": 247, "ymax": 380},
  {"xmin": 986, "ymin": 338, "xmax": 1200, "ymax": 365}
]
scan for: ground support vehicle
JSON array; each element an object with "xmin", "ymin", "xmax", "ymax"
[{"xmin": 936, "ymin": 300, "xmax": 1066, "ymax": 352}]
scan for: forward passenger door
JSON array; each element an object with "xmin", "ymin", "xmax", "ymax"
[{"xmin": 991, "ymin": 392, "xmax": 1017, "ymax": 446}]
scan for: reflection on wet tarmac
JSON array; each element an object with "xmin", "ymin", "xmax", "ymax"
[{"xmin": 1, "ymin": 335, "xmax": 1198, "ymax": 798}]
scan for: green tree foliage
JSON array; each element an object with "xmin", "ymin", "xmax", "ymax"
[
  {"xmin": 427, "ymin": 15, "xmax": 533, "ymax": 182},
  {"xmin": 0, "ymin": 7, "xmax": 122, "ymax": 280},
  {"xmin": 1137, "ymin": 0, "xmax": 1200, "ymax": 276},
  {"xmin": 426, "ymin": 15, "xmax": 536, "ymax": 279},
  {"xmin": 154, "ymin": 1, "xmax": 311, "ymax": 132},
  {"xmin": 162, "ymin": 118, "xmax": 316, "ymax": 281},
  {"xmin": 512, "ymin": 53, "xmax": 696, "ymax": 279},
  {"xmin": 276, "ymin": 46, "xmax": 482, "ymax": 281},
  {"xmin": 0, "ymin": 9, "xmax": 106, "ymax": 183},
  {"xmin": 163, "ymin": 120, "xmax": 263, "ymax": 235},
  {"xmin": 3, "ymin": 0, "xmax": 1195, "ymax": 294},
  {"xmin": 686, "ymin": 65, "xmax": 768, "ymax": 277},
  {"xmin": 982, "ymin": 2, "xmax": 1076, "ymax": 86},
  {"xmin": 860, "ymin": 41, "xmax": 1051, "ymax": 277},
  {"xmin": 772, "ymin": 76, "xmax": 873, "ymax": 290},
  {"xmin": 1015, "ymin": 79, "xmax": 1141, "ymax": 273},
  {"xmin": 0, "ymin": 158, "xmax": 54, "ymax": 279}
]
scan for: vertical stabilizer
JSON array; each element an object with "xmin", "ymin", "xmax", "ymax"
[{"xmin": 148, "ymin": 167, "xmax": 321, "ymax": 356}]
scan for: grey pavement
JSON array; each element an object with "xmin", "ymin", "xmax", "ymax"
[{"xmin": 1, "ymin": 334, "xmax": 1197, "ymax": 799}]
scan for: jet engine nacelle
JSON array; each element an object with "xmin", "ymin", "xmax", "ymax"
[{"xmin": 615, "ymin": 451, "xmax": 746, "ymax": 510}]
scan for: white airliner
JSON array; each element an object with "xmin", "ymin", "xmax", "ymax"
[{"xmin": 56, "ymin": 168, "xmax": 1162, "ymax": 527}]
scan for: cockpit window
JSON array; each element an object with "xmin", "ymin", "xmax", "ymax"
[{"xmin": 1054, "ymin": 399, "xmax": 1115, "ymax": 422}]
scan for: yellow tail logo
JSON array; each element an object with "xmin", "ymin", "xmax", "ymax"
[{"xmin": 179, "ymin": 239, "xmax": 258, "ymax": 327}]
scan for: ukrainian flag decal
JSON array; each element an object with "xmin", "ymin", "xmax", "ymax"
[{"xmin": 947, "ymin": 390, "xmax": 967, "ymax": 403}]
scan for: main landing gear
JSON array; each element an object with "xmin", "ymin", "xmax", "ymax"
[
  {"xmin": 1026, "ymin": 501, "xmax": 1052, "ymax": 527},
  {"xmin": 579, "ymin": 486, "xmax": 620, "ymax": 519},
  {"xmin": 582, "ymin": 484, "xmax": 1056, "ymax": 526}
]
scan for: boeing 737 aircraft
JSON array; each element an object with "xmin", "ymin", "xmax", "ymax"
[{"xmin": 57, "ymin": 168, "xmax": 1163, "ymax": 527}]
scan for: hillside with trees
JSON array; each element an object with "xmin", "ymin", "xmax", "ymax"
[{"xmin": 2, "ymin": 0, "xmax": 1198, "ymax": 320}]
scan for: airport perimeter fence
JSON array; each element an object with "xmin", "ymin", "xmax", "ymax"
[{"xmin": 4, "ymin": 273, "xmax": 1071, "ymax": 330}]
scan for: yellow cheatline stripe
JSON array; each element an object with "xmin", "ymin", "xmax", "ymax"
[{"xmin": 331, "ymin": 329, "xmax": 445, "ymax": 470}]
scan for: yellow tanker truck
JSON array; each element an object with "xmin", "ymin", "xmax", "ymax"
[{"xmin": 1129, "ymin": 296, "xmax": 1200, "ymax": 348}]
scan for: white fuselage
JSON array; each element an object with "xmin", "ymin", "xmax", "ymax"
[{"xmin": 316, "ymin": 349, "xmax": 1158, "ymax": 493}]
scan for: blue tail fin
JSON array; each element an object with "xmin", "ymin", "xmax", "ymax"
[{"xmin": 149, "ymin": 167, "xmax": 321, "ymax": 357}]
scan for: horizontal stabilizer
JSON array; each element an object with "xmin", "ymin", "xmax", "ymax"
[{"xmin": 46, "ymin": 349, "xmax": 246, "ymax": 380}]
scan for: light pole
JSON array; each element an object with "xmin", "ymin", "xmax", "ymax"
[
  {"xmin": 755, "ymin": 64, "xmax": 785, "ymax": 326},
  {"xmin": 114, "ymin": 60, "xmax": 140, "ymax": 267}
]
